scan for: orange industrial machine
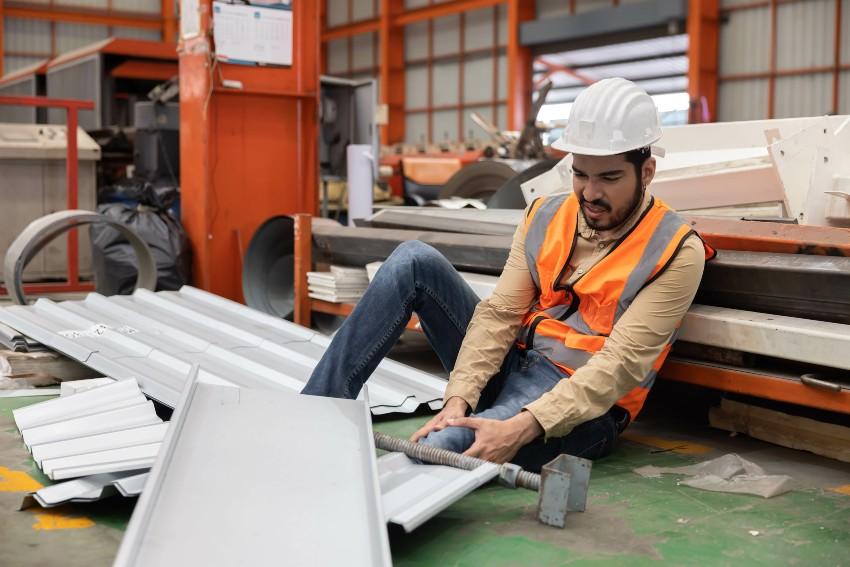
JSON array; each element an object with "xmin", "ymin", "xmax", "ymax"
[{"xmin": 179, "ymin": 0, "xmax": 319, "ymax": 302}]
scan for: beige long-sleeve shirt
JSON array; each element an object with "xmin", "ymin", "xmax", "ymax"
[{"xmin": 443, "ymin": 191, "xmax": 706, "ymax": 439}]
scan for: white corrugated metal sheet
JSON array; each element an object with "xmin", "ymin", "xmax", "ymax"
[
  {"xmin": 405, "ymin": 112, "xmax": 428, "ymax": 144},
  {"xmin": 433, "ymin": 14, "xmax": 460, "ymax": 57},
  {"xmin": 718, "ymin": 79, "xmax": 769, "ymax": 121},
  {"xmin": 326, "ymin": 0, "xmax": 349, "ymax": 28},
  {"xmin": 111, "ymin": 27, "xmax": 162, "ymax": 41},
  {"xmin": 536, "ymin": 0, "xmax": 570, "ymax": 19},
  {"xmin": 112, "ymin": 0, "xmax": 160, "ymax": 14},
  {"xmin": 352, "ymin": 0, "xmax": 377, "ymax": 22},
  {"xmin": 0, "ymin": 287, "xmax": 447, "ymax": 414},
  {"xmin": 53, "ymin": 0, "xmax": 108, "ymax": 9},
  {"xmin": 719, "ymin": 6, "xmax": 770, "ymax": 75},
  {"xmin": 55, "ymin": 22, "xmax": 109, "ymax": 53},
  {"xmin": 840, "ymin": 70, "xmax": 850, "ymax": 114},
  {"xmin": 432, "ymin": 61, "xmax": 459, "ymax": 105},
  {"xmin": 774, "ymin": 73, "xmax": 832, "ymax": 118},
  {"xmin": 464, "ymin": 55, "xmax": 496, "ymax": 104},
  {"xmin": 432, "ymin": 109, "xmax": 456, "ymax": 141},
  {"xmin": 465, "ymin": 7, "xmax": 496, "ymax": 51},
  {"xmin": 842, "ymin": 0, "xmax": 850, "ymax": 64},
  {"xmin": 4, "ymin": 17, "xmax": 52, "ymax": 56},
  {"xmin": 351, "ymin": 32, "xmax": 376, "ymax": 69},
  {"xmin": 405, "ymin": 64, "xmax": 428, "ymax": 108},
  {"xmin": 326, "ymin": 38, "xmax": 349, "ymax": 74},
  {"xmin": 776, "ymin": 0, "xmax": 834, "ymax": 70},
  {"xmin": 575, "ymin": 0, "xmax": 614, "ymax": 14},
  {"xmin": 722, "ymin": 0, "xmax": 760, "ymax": 6},
  {"xmin": 405, "ymin": 20, "xmax": 429, "ymax": 61}
]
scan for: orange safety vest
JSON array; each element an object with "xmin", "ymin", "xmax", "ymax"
[{"xmin": 518, "ymin": 192, "xmax": 716, "ymax": 422}]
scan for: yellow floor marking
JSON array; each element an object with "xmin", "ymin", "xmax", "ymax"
[
  {"xmin": 31, "ymin": 511, "xmax": 95, "ymax": 531},
  {"xmin": 0, "ymin": 466, "xmax": 43, "ymax": 492},
  {"xmin": 620, "ymin": 432, "xmax": 714, "ymax": 455},
  {"xmin": 829, "ymin": 484, "xmax": 850, "ymax": 496}
]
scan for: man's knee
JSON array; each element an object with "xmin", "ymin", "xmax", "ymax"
[{"xmin": 386, "ymin": 240, "xmax": 448, "ymax": 273}]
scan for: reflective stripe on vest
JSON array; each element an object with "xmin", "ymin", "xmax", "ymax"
[{"xmin": 519, "ymin": 192, "xmax": 716, "ymax": 422}]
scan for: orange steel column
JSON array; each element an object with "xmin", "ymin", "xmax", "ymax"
[
  {"xmin": 0, "ymin": 0, "xmax": 4, "ymax": 77},
  {"xmin": 162, "ymin": 0, "xmax": 177, "ymax": 43},
  {"xmin": 507, "ymin": 0, "xmax": 534, "ymax": 130},
  {"xmin": 687, "ymin": 0, "xmax": 719, "ymax": 123},
  {"xmin": 180, "ymin": 0, "xmax": 320, "ymax": 301},
  {"xmin": 380, "ymin": 0, "xmax": 405, "ymax": 144}
]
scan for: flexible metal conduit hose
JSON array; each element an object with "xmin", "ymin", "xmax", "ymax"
[{"xmin": 373, "ymin": 431, "xmax": 541, "ymax": 491}]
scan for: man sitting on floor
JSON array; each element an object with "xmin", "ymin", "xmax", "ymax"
[{"xmin": 302, "ymin": 77, "xmax": 715, "ymax": 472}]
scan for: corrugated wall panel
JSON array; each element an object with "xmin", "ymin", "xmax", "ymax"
[
  {"xmin": 6, "ymin": 0, "xmax": 50, "ymax": 5},
  {"xmin": 327, "ymin": 0, "xmax": 349, "ymax": 28},
  {"xmin": 3, "ymin": 56, "xmax": 44, "ymax": 74},
  {"xmin": 55, "ymin": 22, "xmax": 110, "ymax": 53},
  {"xmin": 840, "ymin": 71, "xmax": 850, "ymax": 114},
  {"xmin": 405, "ymin": 65, "xmax": 428, "ymax": 108},
  {"xmin": 432, "ymin": 61, "xmax": 459, "ymax": 106},
  {"xmin": 4, "ymin": 17, "xmax": 52, "ymax": 56},
  {"xmin": 112, "ymin": 0, "xmax": 160, "ymax": 14},
  {"xmin": 842, "ymin": 0, "xmax": 850, "ymax": 64},
  {"xmin": 497, "ymin": 104, "xmax": 506, "ymax": 131},
  {"xmin": 432, "ymin": 109, "xmax": 455, "ymax": 142},
  {"xmin": 497, "ymin": 5, "xmax": 508, "ymax": 46},
  {"xmin": 405, "ymin": 0, "xmax": 428, "ymax": 9},
  {"xmin": 464, "ymin": 7, "xmax": 495, "ymax": 51},
  {"xmin": 464, "ymin": 56, "xmax": 495, "ymax": 104},
  {"xmin": 719, "ymin": 6, "xmax": 770, "ymax": 75},
  {"xmin": 327, "ymin": 38, "xmax": 349, "ymax": 74},
  {"xmin": 352, "ymin": 0, "xmax": 376, "ymax": 22},
  {"xmin": 576, "ymin": 0, "xmax": 613, "ymax": 14},
  {"xmin": 432, "ymin": 15, "xmax": 460, "ymax": 57},
  {"xmin": 718, "ymin": 79, "xmax": 768, "ymax": 121},
  {"xmin": 351, "ymin": 32, "xmax": 376, "ymax": 70},
  {"xmin": 774, "ymin": 73, "xmax": 832, "ymax": 118},
  {"xmin": 536, "ymin": 0, "xmax": 570, "ymax": 19},
  {"xmin": 497, "ymin": 53, "xmax": 507, "ymax": 100},
  {"xmin": 463, "ymin": 104, "xmax": 493, "ymax": 141},
  {"xmin": 111, "ymin": 27, "xmax": 163, "ymax": 41},
  {"xmin": 722, "ymin": 0, "xmax": 758, "ymax": 6},
  {"xmin": 776, "ymin": 0, "xmax": 834, "ymax": 70},
  {"xmin": 53, "ymin": 0, "xmax": 108, "ymax": 9},
  {"xmin": 405, "ymin": 113, "xmax": 427, "ymax": 145},
  {"xmin": 405, "ymin": 21, "xmax": 428, "ymax": 61}
]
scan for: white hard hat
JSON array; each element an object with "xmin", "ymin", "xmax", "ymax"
[{"xmin": 552, "ymin": 77, "xmax": 663, "ymax": 156}]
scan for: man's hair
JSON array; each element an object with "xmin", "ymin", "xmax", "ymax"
[{"xmin": 623, "ymin": 146, "xmax": 651, "ymax": 181}]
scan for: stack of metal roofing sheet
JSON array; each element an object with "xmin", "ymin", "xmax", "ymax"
[
  {"xmin": 13, "ymin": 379, "xmax": 165, "ymax": 481},
  {"xmin": 0, "ymin": 286, "xmax": 447, "ymax": 414},
  {"xmin": 21, "ymin": 470, "xmax": 150, "ymax": 509},
  {"xmin": 114, "ymin": 377, "xmax": 393, "ymax": 567}
]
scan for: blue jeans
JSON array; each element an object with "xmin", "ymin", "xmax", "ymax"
[{"xmin": 302, "ymin": 241, "xmax": 623, "ymax": 472}]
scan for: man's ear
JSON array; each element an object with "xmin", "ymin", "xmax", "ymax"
[{"xmin": 642, "ymin": 156, "xmax": 656, "ymax": 187}]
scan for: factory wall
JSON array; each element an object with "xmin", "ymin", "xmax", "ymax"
[
  {"xmin": 3, "ymin": 0, "xmax": 164, "ymax": 74},
  {"xmin": 718, "ymin": 0, "xmax": 849, "ymax": 121}
]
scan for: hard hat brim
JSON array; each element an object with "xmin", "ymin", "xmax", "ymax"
[{"xmin": 551, "ymin": 135, "xmax": 663, "ymax": 156}]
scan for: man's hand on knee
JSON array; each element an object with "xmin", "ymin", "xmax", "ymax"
[
  {"xmin": 410, "ymin": 396, "xmax": 470, "ymax": 443},
  {"xmin": 448, "ymin": 410, "xmax": 544, "ymax": 464}
]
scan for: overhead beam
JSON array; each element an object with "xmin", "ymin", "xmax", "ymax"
[{"xmin": 4, "ymin": 4, "xmax": 162, "ymax": 30}]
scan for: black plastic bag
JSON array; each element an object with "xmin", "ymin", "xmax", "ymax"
[{"xmin": 91, "ymin": 189, "xmax": 192, "ymax": 295}]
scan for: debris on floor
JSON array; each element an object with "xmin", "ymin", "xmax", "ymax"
[{"xmin": 633, "ymin": 453, "xmax": 795, "ymax": 498}]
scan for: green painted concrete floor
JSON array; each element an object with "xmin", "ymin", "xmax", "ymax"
[{"xmin": 1, "ymin": 393, "xmax": 849, "ymax": 566}]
